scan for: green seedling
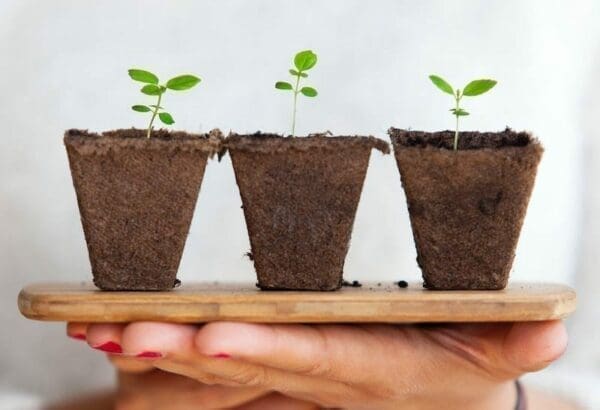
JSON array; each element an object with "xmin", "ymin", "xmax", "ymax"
[
  {"xmin": 428, "ymin": 75, "xmax": 497, "ymax": 150},
  {"xmin": 128, "ymin": 69, "xmax": 201, "ymax": 139},
  {"xmin": 275, "ymin": 50, "xmax": 318, "ymax": 137}
]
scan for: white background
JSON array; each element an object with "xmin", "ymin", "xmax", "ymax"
[{"xmin": 0, "ymin": 0, "xmax": 599, "ymax": 406}]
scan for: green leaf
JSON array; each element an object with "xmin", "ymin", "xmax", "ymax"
[
  {"xmin": 166, "ymin": 75, "xmax": 201, "ymax": 91},
  {"xmin": 451, "ymin": 108, "xmax": 470, "ymax": 116},
  {"xmin": 149, "ymin": 105, "xmax": 163, "ymax": 109},
  {"xmin": 294, "ymin": 50, "xmax": 318, "ymax": 71},
  {"xmin": 275, "ymin": 81, "xmax": 293, "ymax": 90},
  {"xmin": 300, "ymin": 86, "xmax": 318, "ymax": 97},
  {"xmin": 128, "ymin": 69, "xmax": 159, "ymax": 84},
  {"xmin": 159, "ymin": 112, "xmax": 175, "ymax": 125},
  {"xmin": 141, "ymin": 84, "xmax": 163, "ymax": 95},
  {"xmin": 462, "ymin": 79, "xmax": 497, "ymax": 96},
  {"xmin": 131, "ymin": 105, "xmax": 151, "ymax": 112},
  {"xmin": 429, "ymin": 75, "xmax": 454, "ymax": 95},
  {"xmin": 289, "ymin": 69, "xmax": 308, "ymax": 78}
]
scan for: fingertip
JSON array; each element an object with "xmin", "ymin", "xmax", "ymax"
[
  {"xmin": 195, "ymin": 322, "xmax": 274, "ymax": 358},
  {"xmin": 86, "ymin": 323, "xmax": 126, "ymax": 353},
  {"xmin": 504, "ymin": 320, "xmax": 568, "ymax": 372},
  {"xmin": 121, "ymin": 322, "xmax": 198, "ymax": 357},
  {"xmin": 67, "ymin": 322, "xmax": 88, "ymax": 340}
]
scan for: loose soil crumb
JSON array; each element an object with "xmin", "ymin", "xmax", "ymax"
[
  {"xmin": 397, "ymin": 280, "xmax": 408, "ymax": 288},
  {"xmin": 342, "ymin": 280, "xmax": 363, "ymax": 288}
]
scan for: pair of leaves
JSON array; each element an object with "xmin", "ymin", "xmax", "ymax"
[
  {"xmin": 128, "ymin": 69, "xmax": 201, "ymax": 91},
  {"xmin": 275, "ymin": 82, "xmax": 318, "ymax": 97},
  {"xmin": 131, "ymin": 105, "xmax": 174, "ymax": 124},
  {"xmin": 429, "ymin": 75, "xmax": 497, "ymax": 97}
]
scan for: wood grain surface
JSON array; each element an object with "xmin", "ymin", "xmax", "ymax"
[{"xmin": 18, "ymin": 281, "xmax": 576, "ymax": 324}]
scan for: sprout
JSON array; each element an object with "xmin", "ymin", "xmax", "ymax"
[
  {"xmin": 429, "ymin": 75, "xmax": 497, "ymax": 150},
  {"xmin": 128, "ymin": 69, "xmax": 201, "ymax": 138},
  {"xmin": 275, "ymin": 50, "xmax": 319, "ymax": 137}
]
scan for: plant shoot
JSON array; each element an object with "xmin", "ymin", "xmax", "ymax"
[
  {"xmin": 128, "ymin": 69, "xmax": 201, "ymax": 138},
  {"xmin": 275, "ymin": 50, "xmax": 318, "ymax": 137},
  {"xmin": 428, "ymin": 75, "xmax": 497, "ymax": 150}
]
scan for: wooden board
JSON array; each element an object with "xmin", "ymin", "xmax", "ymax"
[{"xmin": 18, "ymin": 281, "xmax": 576, "ymax": 324}]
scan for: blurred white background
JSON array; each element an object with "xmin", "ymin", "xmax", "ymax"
[{"xmin": 1, "ymin": 0, "xmax": 599, "ymax": 407}]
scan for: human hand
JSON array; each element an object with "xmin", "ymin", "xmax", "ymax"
[
  {"xmin": 67, "ymin": 323, "xmax": 318, "ymax": 410},
  {"xmin": 68, "ymin": 320, "xmax": 567, "ymax": 410}
]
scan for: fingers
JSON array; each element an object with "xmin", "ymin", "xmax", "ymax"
[
  {"xmin": 115, "ymin": 322, "xmax": 233, "ymax": 385},
  {"xmin": 120, "ymin": 322, "xmax": 198, "ymax": 359},
  {"xmin": 109, "ymin": 355, "xmax": 155, "ymax": 374},
  {"xmin": 86, "ymin": 323, "xmax": 157, "ymax": 373},
  {"xmin": 165, "ymin": 353, "xmax": 356, "ymax": 407},
  {"xmin": 66, "ymin": 322, "xmax": 88, "ymax": 341},
  {"xmin": 86, "ymin": 323, "xmax": 126, "ymax": 354},
  {"xmin": 424, "ymin": 321, "xmax": 568, "ymax": 380},
  {"xmin": 503, "ymin": 320, "xmax": 568, "ymax": 372},
  {"xmin": 194, "ymin": 322, "xmax": 405, "ymax": 385},
  {"xmin": 117, "ymin": 369, "xmax": 267, "ymax": 410},
  {"xmin": 114, "ymin": 322, "xmax": 353, "ymax": 406}
]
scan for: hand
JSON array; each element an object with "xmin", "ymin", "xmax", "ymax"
[
  {"xmin": 67, "ymin": 323, "xmax": 318, "ymax": 410},
  {"xmin": 68, "ymin": 320, "xmax": 567, "ymax": 410}
]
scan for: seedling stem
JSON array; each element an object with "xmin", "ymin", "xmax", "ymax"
[{"xmin": 147, "ymin": 92, "xmax": 163, "ymax": 139}]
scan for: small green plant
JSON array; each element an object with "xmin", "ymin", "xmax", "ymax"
[
  {"xmin": 428, "ymin": 75, "xmax": 497, "ymax": 150},
  {"xmin": 275, "ymin": 50, "xmax": 318, "ymax": 137},
  {"xmin": 128, "ymin": 69, "xmax": 201, "ymax": 138}
]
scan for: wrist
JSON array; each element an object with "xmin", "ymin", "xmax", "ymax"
[
  {"xmin": 473, "ymin": 381, "xmax": 519, "ymax": 410},
  {"xmin": 406, "ymin": 380, "xmax": 518, "ymax": 410}
]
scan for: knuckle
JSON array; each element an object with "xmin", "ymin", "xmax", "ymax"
[
  {"xmin": 298, "ymin": 327, "xmax": 333, "ymax": 377},
  {"xmin": 229, "ymin": 366, "xmax": 268, "ymax": 386}
]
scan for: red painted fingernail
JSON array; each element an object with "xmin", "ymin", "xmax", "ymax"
[
  {"xmin": 69, "ymin": 333, "xmax": 86, "ymax": 341},
  {"xmin": 136, "ymin": 351, "xmax": 163, "ymax": 359},
  {"xmin": 93, "ymin": 341, "xmax": 122, "ymax": 354},
  {"xmin": 211, "ymin": 353, "xmax": 230, "ymax": 359}
]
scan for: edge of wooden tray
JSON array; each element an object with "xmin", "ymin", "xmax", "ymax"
[{"xmin": 18, "ymin": 281, "xmax": 577, "ymax": 323}]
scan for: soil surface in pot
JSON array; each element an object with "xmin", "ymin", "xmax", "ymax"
[
  {"xmin": 227, "ymin": 133, "xmax": 389, "ymax": 291},
  {"xmin": 389, "ymin": 128, "xmax": 543, "ymax": 290},
  {"xmin": 64, "ymin": 128, "xmax": 222, "ymax": 291}
]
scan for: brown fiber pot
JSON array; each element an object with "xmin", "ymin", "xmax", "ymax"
[
  {"xmin": 64, "ymin": 128, "xmax": 223, "ymax": 291},
  {"xmin": 389, "ymin": 128, "xmax": 543, "ymax": 290},
  {"xmin": 227, "ymin": 133, "xmax": 389, "ymax": 291}
]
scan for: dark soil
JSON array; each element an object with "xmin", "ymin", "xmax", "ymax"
[
  {"xmin": 226, "ymin": 132, "xmax": 389, "ymax": 291},
  {"xmin": 389, "ymin": 128, "xmax": 543, "ymax": 290},
  {"xmin": 397, "ymin": 280, "xmax": 408, "ymax": 288},
  {"xmin": 342, "ymin": 280, "xmax": 363, "ymax": 288},
  {"xmin": 64, "ymin": 128, "xmax": 223, "ymax": 291}
]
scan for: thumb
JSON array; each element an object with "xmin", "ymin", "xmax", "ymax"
[{"xmin": 502, "ymin": 320, "xmax": 568, "ymax": 373}]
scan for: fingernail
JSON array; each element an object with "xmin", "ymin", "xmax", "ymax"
[
  {"xmin": 211, "ymin": 353, "xmax": 231, "ymax": 359},
  {"xmin": 69, "ymin": 333, "xmax": 86, "ymax": 341},
  {"xmin": 136, "ymin": 351, "xmax": 163, "ymax": 359},
  {"xmin": 93, "ymin": 341, "xmax": 123, "ymax": 354}
]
